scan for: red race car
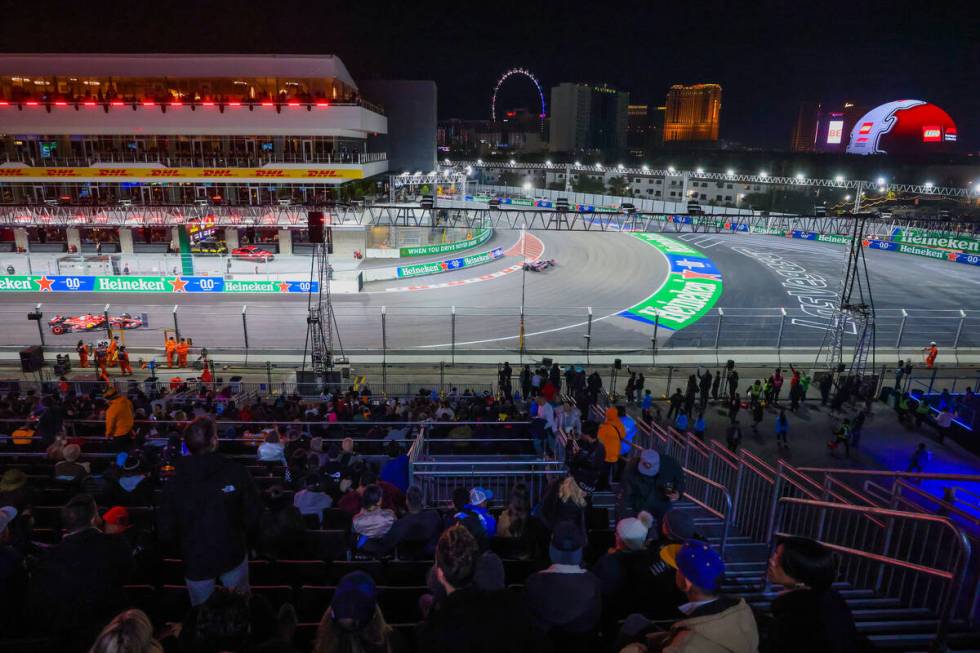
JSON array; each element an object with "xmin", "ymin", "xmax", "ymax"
[
  {"xmin": 231, "ymin": 245, "xmax": 275, "ymax": 262},
  {"xmin": 48, "ymin": 312, "xmax": 143, "ymax": 335}
]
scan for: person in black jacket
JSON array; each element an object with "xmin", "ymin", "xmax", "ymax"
[
  {"xmin": 417, "ymin": 524, "xmax": 541, "ymax": 652},
  {"xmin": 765, "ymin": 536, "xmax": 868, "ymax": 653},
  {"xmin": 157, "ymin": 416, "xmax": 261, "ymax": 606},
  {"xmin": 29, "ymin": 494, "xmax": 133, "ymax": 652},
  {"xmin": 365, "ymin": 485, "xmax": 441, "ymax": 559}
]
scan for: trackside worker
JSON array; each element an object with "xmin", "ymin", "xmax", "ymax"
[
  {"xmin": 118, "ymin": 346, "xmax": 133, "ymax": 376},
  {"xmin": 923, "ymin": 341, "xmax": 938, "ymax": 368},
  {"xmin": 165, "ymin": 336, "xmax": 177, "ymax": 368},
  {"xmin": 95, "ymin": 346, "xmax": 108, "ymax": 378},
  {"xmin": 76, "ymin": 340, "xmax": 89, "ymax": 368},
  {"xmin": 176, "ymin": 338, "xmax": 190, "ymax": 368},
  {"xmin": 107, "ymin": 336, "xmax": 119, "ymax": 367}
]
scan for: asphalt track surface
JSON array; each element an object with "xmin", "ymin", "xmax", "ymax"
[{"xmin": 0, "ymin": 232, "xmax": 977, "ymax": 354}]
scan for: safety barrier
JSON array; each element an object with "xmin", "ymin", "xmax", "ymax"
[
  {"xmin": 771, "ymin": 497, "xmax": 972, "ymax": 649},
  {"xmin": 409, "ymin": 459, "xmax": 566, "ymax": 508}
]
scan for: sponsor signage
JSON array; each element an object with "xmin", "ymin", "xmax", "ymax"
[
  {"xmin": 399, "ymin": 229, "xmax": 492, "ymax": 257},
  {"xmin": 922, "ymin": 126, "xmax": 942, "ymax": 142},
  {"xmin": 396, "ymin": 247, "xmax": 505, "ymax": 278},
  {"xmin": 889, "ymin": 228, "xmax": 980, "ymax": 254},
  {"xmin": 827, "ymin": 120, "xmax": 844, "ymax": 144},
  {"xmin": 621, "ymin": 234, "xmax": 723, "ymax": 331},
  {"xmin": 0, "ymin": 275, "xmax": 319, "ymax": 293},
  {"xmin": 0, "ymin": 166, "xmax": 363, "ymax": 181}
]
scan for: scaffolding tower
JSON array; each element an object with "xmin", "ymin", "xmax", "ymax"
[
  {"xmin": 816, "ymin": 213, "xmax": 877, "ymax": 389},
  {"xmin": 302, "ymin": 241, "xmax": 337, "ymax": 389}
]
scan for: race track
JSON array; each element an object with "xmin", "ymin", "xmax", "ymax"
[{"xmin": 0, "ymin": 231, "xmax": 977, "ymax": 355}]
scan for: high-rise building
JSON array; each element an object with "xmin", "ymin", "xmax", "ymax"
[
  {"xmin": 663, "ymin": 83, "xmax": 721, "ymax": 143},
  {"xmin": 549, "ymin": 82, "xmax": 629, "ymax": 157},
  {"xmin": 790, "ymin": 101, "xmax": 821, "ymax": 152}
]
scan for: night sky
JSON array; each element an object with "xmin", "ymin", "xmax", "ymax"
[{"xmin": 2, "ymin": 0, "xmax": 977, "ymax": 149}]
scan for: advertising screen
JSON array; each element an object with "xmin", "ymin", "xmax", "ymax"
[
  {"xmin": 826, "ymin": 120, "xmax": 844, "ymax": 144},
  {"xmin": 922, "ymin": 126, "xmax": 942, "ymax": 142}
]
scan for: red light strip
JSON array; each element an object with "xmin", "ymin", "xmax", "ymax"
[
  {"xmin": 316, "ymin": 102, "xmax": 329, "ymax": 107},
  {"xmin": 54, "ymin": 101, "xmax": 67, "ymax": 106},
  {"xmin": 228, "ymin": 101, "xmax": 241, "ymax": 107},
  {"xmin": 25, "ymin": 101, "xmax": 39, "ymax": 106},
  {"xmin": 83, "ymin": 101, "xmax": 96, "ymax": 107},
  {"xmin": 142, "ymin": 100, "xmax": 155, "ymax": 107},
  {"xmin": 202, "ymin": 101, "xmax": 215, "ymax": 107}
]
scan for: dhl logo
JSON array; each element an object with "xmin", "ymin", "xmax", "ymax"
[
  {"xmin": 0, "ymin": 169, "xmax": 24, "ymax": 176},
  {"xmin": 255, "ymin": 170, "xmax": 286, "ymax": 177},
  {"xmin": 149, "ymin": 170, "xmax": 182, "ymax": 177},
  {"xmin": 45, "ymin": 169, "xmax": 78, "ymax": 177},
  {"xmin": 97, "ymin": 169, "xmax": 129, "ymax": 177},
  {"xmin": 305, "ymin": 170, "xmax": 341, "ymax": 177},
  {"xmin": 202, "ymin": 170, "xmax": 233, "ymax": 177}
]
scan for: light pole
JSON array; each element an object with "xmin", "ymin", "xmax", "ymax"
[{"xmin": 518, "ymin": 223, "xmax": 527, "ymax": 363}]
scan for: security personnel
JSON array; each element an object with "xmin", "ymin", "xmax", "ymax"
[
  {"xmin": 176, "ymin": 338, "xmax": 190, "ymax": 368},
  {"xmin": 165, "ymin": 336, "xmax": 177, "ymax": 368}
]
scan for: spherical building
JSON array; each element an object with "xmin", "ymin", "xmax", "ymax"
[{"xmin": 846, "ymin": 99, "xmax": 957, "ymax": 155}]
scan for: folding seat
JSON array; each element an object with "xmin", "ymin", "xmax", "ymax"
[
  {"xmin": 31, "ymin": 506, "xmax": 62, "ymax": 529},
  {"xmin": 377, "ymin": 586, "xmax": 427, "ymax": 623},
  {"xmin": 320, "ymin": 508, "xmax": 352, "ymax": 532},
  {"xmin": 160, "ymin": 558, "xmax": 186, "ymax": 585},
  {"xmin": 123, "ymin": 584, "xmax": 157, "ymax": 621},
  {"xmin": 158, "ymin": 585, "xmax": 192, "ymax": 622},
  {"xmin": 383, "ymin": 560, "xmax": 432, "ymax": 586},
  {"xmin": 248, "ymin": 559, "xmax": 276, "ymax": 585},
  {"xmin": 307, "ymin": 529, "xmax": 350, "ymax": 562},
  {"xmin": 502, "ymin": 558, "xmax": 546, "ymax": 585},
  {"xmin": 250, "ymin": 585, "xmax": 294, "ymax": 611},
  {"xmin": 276, "ymin": 559, "xmax": 329, "ymax": 587},
  {"xmin": 293, "ymin": 622, "xmax": 318, "ymax": 649},
  {"xmin": 296, "ymin": 585, "xmax": 335, "ymax": 622},
  {"xmin": 326, "ymin": 559, "xmax": 383, "ymax": 585}
]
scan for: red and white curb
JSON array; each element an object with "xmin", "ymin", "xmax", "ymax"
[{"xmin": 384, "ymin": 233, "xmax": 545, "ymax": 293}]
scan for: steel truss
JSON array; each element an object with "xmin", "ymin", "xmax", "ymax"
[
  {"xmin": 457, "ymin": 160, "xmax": 980, "ymax": 199},
  {"xmin": 0, "ymin": 203, "xmax": 973, "ymax": 235}
]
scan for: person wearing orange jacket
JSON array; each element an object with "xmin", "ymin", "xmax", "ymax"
[
  {"xmin": 104, "ymin": 386, "xmax": 135, "ymax": 451},
  {"xmin": 176, "ymin": 338, "xmax": 190, "ymax": 368},
  {"xmin": 923, "ymin": 341, "xmax": 938, "ymax": 368},
  {"xmin": 118, "ymin": 346, "xmax": 133, "ymax": 376},
  {"xmin": 76, "ymin": 340, "xmax": 89, "ymax": 368},
  {"xmin": 107, "ymin": 336, "xmax": 119, "ymax": 367},
  {"xmin": 597, "ymin": 406, "xmax": 625, "ymax": 490},
  {"xmin": 94, "ymin": 346, "xmax": 109, "ymax": 378},
  {"xmin": 165, "ymin": 336, "xmax": 177, "ymax": 368}
]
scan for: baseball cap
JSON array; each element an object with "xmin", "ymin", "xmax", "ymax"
[
  {"xmin": 638, "ymin": 449, "xmax": 661, "ymax": 477},
  {"xmin": 0, "ymin": 506, "xmax": 17, "ymax": 532},
  {"xmin": 662, "ymin": 509, "xmax": 697, "ymax": 542},
  {"xmin": 616, "ymin": 516, "xmax": 650, "ymax": 551},
  {"xmin": 62, "ymin": 443, "xmax": 81, "ymax": 462},
  {"xmin": 102, "ymin": 506, "xmax": 131, "ymax": 530},
  {"xmin": 469, "ymin": 486, "xmax": 493, "ymax": 506},
  {"xmin": 660, "ymin": 540, "xmax": 726, "ymax": 592},
  {"xmin": 549, "ymin": 521, "xmax": 586, "ymax": 566},
  {"xmin": 331, "ymin": 571, "xmax": 377, "ymax": 625}
]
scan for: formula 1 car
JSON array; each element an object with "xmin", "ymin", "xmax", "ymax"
[
  {"xmin": 522, "ymin": 258, "xmax": 556, "ymax": 272},
  {"xmin": 48, "ymin": 313, "xmax": 144, "ymax": 335},
  {"xmin": 231, "ymin": 245, "xmax": 276, "ymax": 262}
]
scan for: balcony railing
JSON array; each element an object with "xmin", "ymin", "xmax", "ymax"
[
  {"xmin": 1, "ymin": 151, "xmax": 387, "ymax": 169},
  {"xmin": 0, "ymin": 96, "xmax": 384, "ymax": 114}
]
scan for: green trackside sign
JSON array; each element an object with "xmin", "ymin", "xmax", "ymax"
[
  {"xmin": 396, "ymin": 246, "xmax": 505, "ymax": 278},
  {"xmin": 890, "ymin": 228, "xmax": 980, "ymax": 254},
  {"xmin": 400, "ymin": 229, "xmax": 492, "ymax": 257},
  {"xmin": 621, "ymin": 233, "xmax": 724, "ymax": 331}
]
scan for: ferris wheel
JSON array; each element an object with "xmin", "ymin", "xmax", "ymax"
[{"xmin": 490, "ymin": 68, "xmax": 546, "ymax": 130}]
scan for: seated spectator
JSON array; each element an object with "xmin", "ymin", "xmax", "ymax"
[
  {"xmin": 538, "ymin": 474, "xmax": 588, "ymax": 533},
  {"xmin": 496, "ymin": 483, "xmax": 530, "ymax": 538},
  {"xmin": 257, "ymin": 430, "xmax": 287, "ymax": 465},
  {"xmin": 565, "ymin": 422, "xmax": 605, "ymax": 494},
  {"xmin": 379, "ymin": 440, "xmax": 409, "ymax": 492},
  {"xmin": 312, "ymin": 571, "xmax": 407, "ymax": 653},
  {"xmin": 622, "ymin": 448, "xmax": 685, "ymax": 520},
  {"xmin": 620, "ymin": 540, "xmax": 758, "ymax": 653},
  {"xmin": 766, "ymin": 536, "xmax": 865, "ymax": 653},
  {"xmin": 366, "ymin": 485, "xmax": 442, "ymax": 559},
  {"xmin": 448, "ymin": 486, "xmax": 488, "ymax": 550},
  {"xmin": 257, "ymin": 486, "xmax": 308, "ymax": 560},
  {"xmin": 54, "ymin": 443, "xmax": 89, "ymax": 482},
  {"xmin": 418, "ymin": 525, "xmax": 540, "ymax": 652},
  {"xmin": 109, "ymin": 451, "xmax": 155, "ymax": 506},
  {"xmin": 466, "ymin": 486, "xmax": 497, "ymax": 535},
  {"xmin": 175, "ymin": 588, "xmax": 252, "ymax": 653},
  {"xmin": 525, "ymin": 521, "xmax": 602, "ymax": 637},
  {"xmin": 294, "ymin": 474, "xmax": 334, "ymax": 525},
  {"xmin": 29, "ymin": 494, "xmax": 133, "ymax": 650},
  {"xmin": 352, "ymin": 484, "xmax": 396, "ymax": 548},
  {"xmin": 89, "ymin": 609, "xmax": 162, "ymax": 653},
  {"xmin": 0, "ymin": 468, "xmax": 35, "ymax": 512},
  {"xmin": 337, "ymin": 469, "xmax": 405, "ymax": 516},
  {"xmin": 592, "ymin": 513, "xmax": 656, "ymax": 639},
  {"xmin": 644, "ymin": 509, "xmax": 702, "ymax": 620},
  {"xmin": 0, "ymin": 506, "xmax": 28, "ymax": 637},
  {"xmin": 340, "ymin": 436, "xmax": 364, "ymax": 468}
]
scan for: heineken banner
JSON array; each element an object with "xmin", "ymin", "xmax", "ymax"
[
  {"xmin": 399, "ymin": 228, "xmax": 492, "ymax": 257},
  {"xmin": 621, "ymin": 233, "xmax": 724, "ymax": 331},
  {"xmin": 0, "ymin": 275, "xmax": 319, "ymax": 293},
  {"xmin": 889, "ymin": 228, "xmax": 980, "ymax": 254},
  {"xmin": 396, "ymin": 247, "xmax": 505, "ymax": 279},
  {"xmin": 784, "ymin": 231, "xmax": 980, "ymax": 266}
]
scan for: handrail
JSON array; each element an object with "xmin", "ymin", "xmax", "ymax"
[
  {"xmin": 796, "ymin": 467, "xmax": 980, "ymax": 482},
  {"xmin": 894, "ymin": 479, "xmax": 980, "ymax": 529}
]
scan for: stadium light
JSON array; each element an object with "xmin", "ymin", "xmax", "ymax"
[
  {"xmin": 834, "ymin": 174, "xmax": 844, "ymax": 183},
  {"xmin": 617, "ymin": 163, "xmax": 624, "ymax": 170},
  {"xmin": 696, "ymin": 167, "xmax": 704, "ymax": 174},
  {"xmin": 795, "ymin": 173, "xmax": 805, "ymax": 181},
  {"xmin": 509, "ymin": 159, "xmax": 516, "ymax": 165},
  {"xmin": 476, "ymin": 159, "xmax": 483, "ymax": 165},
  {"xmin": 845, "ymin": 195, "xmax": 852, "ymax": 201},
  {"xmin": 545, "ymin": 159, "xmax": 552, "ymax": 166},
  {"xmin": 668, "ymin": 166, "xmax": 676, "ymax": 173},
  {"xmin": 522, "ymin": 182, "xmax": 533, "ymax": 191},
  {"xmin": 974, "ymin": 183, "xmax": 980, "ymax": 193},
  {"xmin": 876, "ymin": 176, "xmax": 886, "ymax": 185},
  {"xmin": 726, "ymin": 169, "xmax": 734, "ymax": 176},
  {"xmin": 641, "ymin": 164, "xmax": 649, "ymax": 172},
  {"xmin": 759, "ymin": 171, "xmax": 768, "ymax": 178},
  {"xmin": 925, "ymin": 181, "xmax": 934, "ymax": 189},
  {"xmin": 574, "ymin": 161, "xmax": 582, "ymax": 167}
]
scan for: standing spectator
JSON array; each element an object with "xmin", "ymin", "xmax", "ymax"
[
  {"xmin": 675, "ymin": 410, "xmax": 689, "ymax": 433},
  {"xmin": 557, "ymin": 399, "xmax": 583, "ymax": 438},
  {"xmin": 525, "ymin": 521, "xmax": 602, "ymax": 638},
  {"xmin": 830, "ymin": 419, "xmax": 851, "ymax": 457},
  {"xmin": 625, "ymin": 371, "xmax": 637, "ymax": 404},
  {"xmin": 622, "ymin": 449, "xmax": 684, "ymax": 520},
  {"xmin": 157, "ymin": 416, "xmax": 261, "ymax": 606},
  {"xmin": 711, "ymin": 370, "xmax": 721, "ymax": 401},
  {"xmin": 597, "ymin": 407, "xmax": 625, "ymax": 490},
  {"xmin": 775, "ymin": 409, "xmax": 789, "ymax": 448},
  {"xmin": 766, "ymin": 536, "xmax": 864, "ymax": 653},
  {"xmin": 30, "ymin": 494, "xmax": 133, "ymax": 650},
  {"xmin": 380, "ymin": 441, "xmax": 409, "ymax": 492},
  {"xmin": 907, "ymin": 442, "xmax": 930, "ymax": 473},
  {"xmin": 636, "ymin": 373, "xmax": 646, "ymax": 402},
  {"xmin": 104, "ymin": 387, "xmax": 135, "ymax": 452},
  {"xmin": 538, "ymin": 475, "xmax": 588, "ymax": 534},
  {"xmin": 565, "ymin": 422, "xmax": 605, "ymax": 495},
  {"xmin": 728, "ymin": 393, "xmax": 742, "ymax": 424},
  {"xmin": 499, "ymin": 361, "xmax": 513, "ymax": 398},
  {"xmin": 418, "ymin": 525, "xmax": 539, "ymax": 652},
  {"xmin": 312, "ymin": 571, "xmax": 406, "ymax": 653},
  {"xmin": 819, "ymin": 373, "xmax": 833, "ymax": 406},
  {"xmin": 533, "ymin": 394, "xmax": 557, "ymax": 456},
  {"xmin": 520, "ymin": 364, "xmax": 533, "ymax": 399},
  {"xmin": 640, "ymin": 389, "xmax": 653, "ymax": 421},
  {"xmin": 773, "ymin": 368, "xmax": 784, "ymax": 402},
  {"xmin": 850, "ymin": 410, "xmax": 866, "ymax": 448},
  {"xmin": 667, "ymin": 388, "xmax": 684, "ymax": 420},
  {"xmin": 549, "ymin": 362, "xmax": 562, "ymax": 395},
  {"xmin": 352, "ymin": 484, "xmax": 396, "ymax": 549},
  {"xmin": 88, "ymin": 609, "xmax": 162, "ymax": 653},
  {"xmin": 592, "ymin": 513, "xmax": 656, "ymax": 640},
  {"xmin": 698, "ymin": 370, "xmax": 712, "ymax": 410},
  {"xmin": 620, "ymin": 540, "xmax": 758, "ymax": 653},
  {"xmin": 726, "ymin": 419, "xmax": 743, "ymax": 452},
  {"xmin": 934, "ymin": 407, "xmax": 954, "ymax": 444},
  {"xmin": 751, "ymin": 400, "xmax": 765, "ymax": 434},
  {"xmin": 496, "ymin": 483, "xmax": 531, "ymax": 538}
]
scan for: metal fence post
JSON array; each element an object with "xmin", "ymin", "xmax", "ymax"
[
  {"xmin": 652, "ymin": 311, "xmax": 660, "ymax": 368},
  {"xmin": 241, "ymin": 305, "xmax": 249, "ymax": 365},
  {"xmin": 953, "ymin": 309, "xmax": 966, "ymax": 349},
  {"xmin": 451, "ymin": 305, "xmax": 456, "ymax": 367},
  {"xmin": 585, "ymin": 307, "xmax": 593, "ymax": 367},
  {"xmin": 895, "ymin": 308, "xmax": 907, "ymax": 349},
  {"xmin": 103, "ymin": 304, "xmax": 112, "ymax": 340},
  {"xmin": 714, "ymin": 308, "xmax": 724, "ymax": 350},
  {"xmin": 381, "ymin": 306, "xmax": 387, "ymax": 394},
  {"xmin": 172, "ymin": 305, "xmax": 180, "ymax": 340},
  {"xmin": 776, "ymin": 308, "xmax": 786, "ymax": 362}
]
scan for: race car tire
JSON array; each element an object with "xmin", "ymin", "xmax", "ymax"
[{"xmin": 50, "ymin": 325, "xmax": 65, "ymax": 335}]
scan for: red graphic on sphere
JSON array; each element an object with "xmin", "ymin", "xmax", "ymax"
[{"xmin": 847, "ymin": 100, "xmax": 957, "ymax": 155}]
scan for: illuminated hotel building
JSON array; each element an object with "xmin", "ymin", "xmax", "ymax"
[{"xmin": 663, "ymin": 83, "xmax": 721, "ymax": 143}]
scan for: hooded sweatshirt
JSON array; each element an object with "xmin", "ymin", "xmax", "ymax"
[
  {"xmin": 598, "ymin": 407, "xmax": 625, "ymax": 463},
  {"xmin": 660, "ymin": 596, "xmax": 759, "ymax": 653},
  {"xmin": 157, "ymin": 452, "xmax": 261, "ymax": 580}
]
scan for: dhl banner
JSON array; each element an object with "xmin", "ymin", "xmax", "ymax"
[{"xmin": 0, "ymin": 167, "xmax": 363, "ymax": 182}]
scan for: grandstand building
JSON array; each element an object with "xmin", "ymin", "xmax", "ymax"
[{"xmin": 0, "ymin": 53, "xmax": 390, "ymax": 255}]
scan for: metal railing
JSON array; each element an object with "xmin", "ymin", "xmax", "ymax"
[
  {"xmin": 2, "ymin": 152, "xmax": 387, "ymax": 169},
  {"xmin": 771, "ymin": 497, "xmax": 972, "ymax": 650},
  {"xmin": 410, "ymin": 459, "xmax": 566, "ymax": 508}
]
